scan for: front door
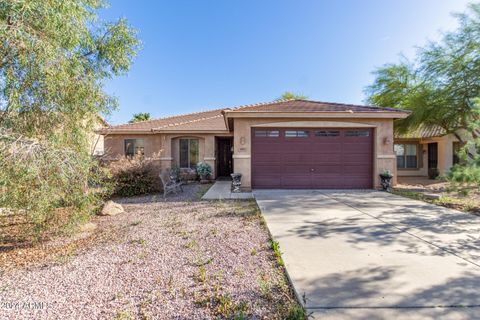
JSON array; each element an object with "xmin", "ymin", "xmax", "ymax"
[
  {"xmin": 216, "ymin": 137, "xmax": 233, "ymax": 177},
  {"xmin": 428, "ymin": 143, "xmax": 438, "ymax": 169}
]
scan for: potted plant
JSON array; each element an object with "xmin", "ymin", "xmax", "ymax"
[
  {"xmin": 379, "ymin": 169, "xmax": 393, "ymax": 192},
  {"xmin": 196, "ymin": 162, "xmax": 212, "ymax": 183}
]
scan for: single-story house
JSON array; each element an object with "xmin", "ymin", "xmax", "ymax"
[
  {"xmin": 98, "ymin": 99, "xmax": 409, "ymax": 190},
  {"xmin": 393, "ymin": 125, "xmax": 471, "ymax": 178}
]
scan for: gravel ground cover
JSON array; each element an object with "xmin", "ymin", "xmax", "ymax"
[{"xmin": 0, "ymin": 184, "xmax": 303, "ymax": 319}]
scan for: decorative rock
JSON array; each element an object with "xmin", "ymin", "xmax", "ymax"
[
  {"xmin": 99, "ymin": 200, "xmax": 124, "ymax": 216},
  {"xmin": 424, "ymin": 193, "xmax": 442, "ymax": 200}
]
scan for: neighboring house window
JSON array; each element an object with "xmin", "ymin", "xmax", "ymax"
[
  {"xmin": 180, "ymin": 139, "xmax": 199, "ymax": 169},
  {"xmin": 452, "ymin": 141, "xmax": 465, "ymax": 165},
  {"xmin": 394, "ymin": 144, "xmax": 417, "ymax": 169},
  {"xmin": 124, "ymin": 139, "xmax": 144, "ymax": 157},
  {"xmin": 255, "ymin": 130, "xmax": 279, "ymax": 137},
  {"xmin": 285, "ymin": 130, "xmax": 309, "ymax": 138}
]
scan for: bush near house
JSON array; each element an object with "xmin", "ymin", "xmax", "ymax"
[
  {"xmin": 0, "ymin": 131, "xmax": 111, "ymax": 244},
  {"xmin": 107, "ymin": 157, "xmax": 163, "ymax": 197}
]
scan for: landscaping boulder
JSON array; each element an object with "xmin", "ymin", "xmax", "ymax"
[{"xmin": 99, "ymin": 201, "xmax": 124, "ymax": 216}]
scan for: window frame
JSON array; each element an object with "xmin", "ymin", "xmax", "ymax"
[
  {"xmin": 179, "ymin": 138, "xmax": 199, "ymax": 169},
  {"xmin": 345, "ymin": 130, "xmax": 370, "ymax": 137},
  {"xmin": 254, "ymin": 130, "xmax": 280, "ymax": 138},
  {"xmin": 285, "ymin": 130, "xmax": 309, "ymax": 138},
  {"xmin": 315, "ymin": 130, "xmax": 340, "ymax": 137},
  {"xmin": 394, "ymin": 143, "xmax": 419, "ymax": 169},
  {"xmin": 124, "ymin": 139, "xmax": 145, "ymax": 157}
]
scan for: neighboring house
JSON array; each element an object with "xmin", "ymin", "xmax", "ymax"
[
  {"xmin": 89, "ymin": 116, "xmax": 108, "ymax": 156},
  {"xmin": 97, "ymin": 99, "xmax": 409, "ymax": 190},
  {"xmin": 393, "ymin": 125, "xmax": 469, "ymax": 178}
]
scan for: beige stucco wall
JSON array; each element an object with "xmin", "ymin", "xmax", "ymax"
[
  {"xmin": 103, "ymin": 133, "xmax": 232, "ymax": 178},
  {"xmin": 232, "ymin": 117, "xmax": 397, "ymax": 190}
]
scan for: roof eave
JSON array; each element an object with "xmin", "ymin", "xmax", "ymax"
[{"xmin": 223, "ymin": 111, "xmax": 410, "ymax": 119}]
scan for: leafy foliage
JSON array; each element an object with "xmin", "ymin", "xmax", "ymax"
[
  {"xmin": 0, "ymin": 1, "xmax": 139, "ymax": 241},
  {"xmin": 365, "ymin": 3, "xmax": 480, "ymax": 141},
  {"xmin": 278, "ymin": 92, "xmax": 308, "ymax": 100},
  {"xmin": 129, "ymin": 112, "xmax": 151, "ymax": 123},
  {"xmin": 107, "ymin": 157, "xmax": 162, "ymax": 197},
  {"xmin": 0, "ymin": 130, "xmax": 112, "ymax": 242},
  {"xmin": 366, "ymin": 3, "xmax": 480, "ymax": 188}
]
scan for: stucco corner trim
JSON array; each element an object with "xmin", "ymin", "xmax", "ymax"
[
  {"xmin": 377, "ymin": 155, "xmax": 396, "ymax": 159},
  {"xmin": 232, "ymin": 154, "xmax": 251, "ymax": 159}
]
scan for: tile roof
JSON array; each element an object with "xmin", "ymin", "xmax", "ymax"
[
  {"xmin": 229, "ymin": 99, "xmax": 407, "ymax": 113},
  {"xmin": 395, "ymin": 124, "xmax": 446, "ymax": 139},
  {"xmin": 101, "ymin": 109, "xmax": 227, "ymax": 133},
  {"xmin": 100, "ymin": 99, "xmax": 408, "ymax": 134}
]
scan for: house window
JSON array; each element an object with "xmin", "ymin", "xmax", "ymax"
[
  {"xmin": 180, "ymin": 139, "xmax": 199, "ymax": 169},
  {"xmin": 285, "ymin": 130, "xmax": 309, "ymax": 138},
  {"xmin": 315, "ymin": 130, "xmax": 340, "ymax": 137},
  {"xmin": 124, "ymin": 139, "xmax": 144, "ymax": 157},
  {"xmin": 255, "ymin": 130, "xmax": 279, "ymax": 137},
  {"xmin": 346, "ymin": 130, "xmax": 370, "ymax": 137},
  {"xmin": 395, "ymin": 144, "xmax": 417, "ymax": 169}
]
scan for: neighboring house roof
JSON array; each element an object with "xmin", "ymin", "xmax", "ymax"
[
  {"xmin": 98, "ymin": 99, "xmax": 409, "ymax": 134},
  {"xmin": 394, "ymin": 124, "xmax": 447, "ymax": 139}
]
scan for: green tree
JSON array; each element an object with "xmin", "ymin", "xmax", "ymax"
[
  {"xmin": 365, "ymin": 3, "xmax": 480, "ymax": 145},
  {"xmin": 365, "ymin": 3, "xmax": 480, "ymax": 189},
  {"xmin": 278, "ymin": 91, "xmax": 308, "ymax": 100},
  {"xmin": 0, "ymin": 0, "xmax": 140, "ymax": 240},
  {"xmin": 129, "ymin": 112, "xmax": 151, "ymax": 123}
]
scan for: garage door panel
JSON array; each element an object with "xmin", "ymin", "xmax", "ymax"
[
  {"xmin": 253, "ymin": 164, "xmax": 282, "ymax": 175},
  {"xmin": 311, "ymin": 143, "xmax": 342, "ymax": 153},
  {"xmin": 252, "ymin": 128, "xmax": 373, "ymax": 189},
  {"xmin": 311, "ymin": 154, "xmax": 343, "ymax": 163},
  {"xmin": 311, "ymin": 165, "xmax": 343, "ymax": 174},
  {"xmin": 311, "ymin": 177, "xmax": 344, "ymax": 189},
  {"xmin": 283, "ymin": 153, "xmax": 313, "ymax": 162},
  {"xmin": 282, "ymin": 164, "xmax": 312, "ymax": 174},
  {"xmin": 342, "ymin": 153, "xmax": 372, "ymax": 163},
  {"xmin": 254, "ymin": 153, "xmax": 283, "ymax": 163},
  {"xmin": 281, "ymin": 175, "xmax": 312, "ymax": 188}
]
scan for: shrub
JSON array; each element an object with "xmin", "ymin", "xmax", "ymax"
[
  {"xmin": 107, "ymin": 156, "xmax": 162, "ymax": 197},
  {"xmin": 0, "ymin": 130, "xmax": 109, "ymax": 243}
]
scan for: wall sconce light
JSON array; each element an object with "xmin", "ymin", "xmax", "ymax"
[
  {"xmin": 383, "ymin": 137, "xmax": 392, "ymax": 145},
  {"xmin": 240, "ymin": 137, "xmax": 246, "ymax": 145}
]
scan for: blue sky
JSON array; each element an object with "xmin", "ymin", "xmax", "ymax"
[{"xmin": 100, "ymin": 0, "xmax": 472, "ymax": 125}]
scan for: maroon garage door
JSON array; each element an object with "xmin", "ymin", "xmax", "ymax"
[{"xmin": 252, "ymin": 128, "xmax": 373, "ymax": 189}]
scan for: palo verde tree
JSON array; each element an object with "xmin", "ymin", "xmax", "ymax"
[
  {"xmin": 365, "ymin": 3, "xmax": 480, "ymax": 145},
  {"xmin": 129, "ymin": 112, "xmax": 151, "ymax": 123},
  {"xmin": 0, "ymin": 0, "xmax": 140, "ymax": 240},
  {"xmin": 365, "ymin": 3, "xmax": 480, "ymax": 188}
]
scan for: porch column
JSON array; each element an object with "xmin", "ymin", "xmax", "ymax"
[
  {"xmin": 203, "ymin": 135, "xmax": 216, "ymax": 178},
  {"xmin": 159, "ymin": 135, "xmax": 173, "ymax": 169}
]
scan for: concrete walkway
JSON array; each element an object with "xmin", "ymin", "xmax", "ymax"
[
  {"xmin": 254, "ymin": 189, "xmax": 480, "ymax": 319},
  {"xmin": 202, "ymin": 180, "xmax": 254, "ymax": 200}
]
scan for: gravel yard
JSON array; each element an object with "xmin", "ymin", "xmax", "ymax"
[{"xmin": 0, "ymin": 184, "xmax": 302, "ymax": 319}]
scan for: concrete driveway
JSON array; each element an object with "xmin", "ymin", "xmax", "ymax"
[{"xmin": 254, "ymin": 190, "xmax": 480, "ymax": 319}]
